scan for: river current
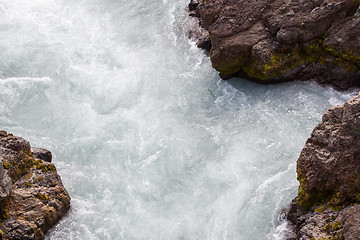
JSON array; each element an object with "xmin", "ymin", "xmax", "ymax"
[{"xmin": 0, "ymin": 0, "xmax": 356, "ymax": 239}]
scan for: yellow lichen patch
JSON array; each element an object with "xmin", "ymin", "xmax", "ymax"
[
  {"xmin": 1, "ymin": 211, "xmax": 9, "ymax": 220},
  {"xmin": 323, "ymin": 221, "xmax": 342, "ymax": 232},
  {"xmin": 214, "ymin": 35, "xmax": 359, "ymax": 82},
  {"xmin": 352, "ymin": 192, "xmax": 360, "ymax": 202},
  {"xmin": 3, "ymin": 160, "xmax": 9, "ymax": 169},
  {"xmin": 315, "ymin": 205, "xmax": 325, "ymax": 213},
  {"xmin": 15, "ymin": 155, "xmax": 36, "ymax": 177},
  {"xmin": 324, "ymin": 46, "xmax": 360, "ymax": 70},
  {"xmin": 0, "ymin": 200, "xmax": 10, "ymax": 220},
  {"xmin": 262, "ymin": 53, "xmax": 300, "ymax": 76},
  {"xmin": 35, "ymin": 160, "xmax": 56, "ymax": 173},
  {"xmin": 37, "ymin": 193, "xmax": 48, "ymax": 201}
]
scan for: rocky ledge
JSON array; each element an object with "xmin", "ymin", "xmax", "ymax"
[
  {"xmin": 188, "ymin": 0, "xmax": 360, "ymax": 90},
  {"xmin": 284, "ymin": 92, "xmax": 360, "ymax": 239},
  {"xmin": 0, "ymin": 131, "xmax": 70, "ymax": 239}
]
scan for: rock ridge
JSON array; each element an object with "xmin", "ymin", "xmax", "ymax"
[
  {"xmin": 285, "ymin": 92, "xmax": 360, "ymax": 239},
  {"xmin": 188, "ymin": 0, "xmax": 360, "ymax": 90}
]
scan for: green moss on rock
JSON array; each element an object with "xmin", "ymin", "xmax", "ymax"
[
  {"xmin": 315, "ymin": 205, "xmax": 325, "ymax": 213},
  {"xmin": 324, "ymin": 45, "xmax": 360, "ymax": 70},
  {"xmin": 213, "ymin": 36, "xmax": 359, "ymax": 81},
  {"xmin": 35, "ymin": 160, "xmax": 56, "ymax": 173},
  {"xmin": 323, "ymin": 221, "xmax": 342, "ymax": 232},
  {"xmin": 0, "ymin": 201, "xmax": 9, "ymax": 220}
]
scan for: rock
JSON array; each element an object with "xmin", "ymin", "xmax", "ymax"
[
  {"xmin": 0, "ymin": 132, "xmax": 31, "ymax": 155},
  {"xmin": 297, "ymin": 92, "xmax": 360, "ymax": 210},
  {"xmin": 31, "ymin": 148, "xmax": 52, "ymax": 163},
  {"xmin": 0, "ymin": 131, "xmax": 70, "ymax": 240},
  {"xmin": 189, "ymin": 0, "xmax": 201, "ymax": 13},
  {"xmin": 0, "ymin": 157, "xmax": 12, "ymax": 202},
  {"xmin": 285, "ymin": 199, "xmax": 360, "ymax": 239},
  {"xmin": 285, "ymin": 199, "xmax": 348, "ymax": 239},
  {"xmin": 185, "ymin": 0, "xmax": 212, "ymax": 51},
  {"xmin": 340, "ymin": 205, "xmax": 360, "ymax": 240},
  {"xmin": 284, "ymin": 92, "xmax": 360, "ymax": 239},
  {"xmin": 190, "ymin": 0, "xmax": 360, "ymax": 90}
]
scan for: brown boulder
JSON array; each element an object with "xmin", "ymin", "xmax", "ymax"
[
  {"xmin": 297, "ymin": 92, "xmax": 360, "ymax": 210},
  {"xmin": 0, "ymin": 131, "xmax": 70, "ymax": 239},
  {"xmin": 186, "ymin": 0, "xmax": 212, "ymax": 51},
  {"xmin": 282, "ymin": 92, "xmax": 360, "ymax": 239},
  {"xmin": 190, "ymin": 0, "xmax": 360, "ymax": 90}
]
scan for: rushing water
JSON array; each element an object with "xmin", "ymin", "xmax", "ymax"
[{"xmin": 0, "ymin": 0, "xmax": 357, "ymax": 239}]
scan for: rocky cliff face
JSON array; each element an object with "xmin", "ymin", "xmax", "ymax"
[
  {"xmin": 188, "ymin": 0, "xmax": 360, "ymax": 90},
  {"xmin": 297, "ymin": 92, "xmax": 360, "ymax": 210},
  {"xmin": 285, "ymin": 92, "xmax": 360, "ymax": 239},
  {"xmin": 0, "ymin": 131, "xmax": 70, "ymax": 240}
]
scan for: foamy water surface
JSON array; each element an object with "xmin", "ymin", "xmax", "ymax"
[{"xmin": 0, "ymin": 0, "xmax": 356, "ymax": 239}]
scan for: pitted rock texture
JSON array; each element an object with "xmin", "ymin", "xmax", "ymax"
[
  {"xmin": 191, "ymin": 0, "xmax": 360, "ymax": 90},
  {"xmin": 0, "ymin": 131, "xmax": 70, "ymax": 240},
  {"xmin": 0, "ymin": 157, "xmax": 12, "ymax": 202},
  {"xmin": 284, "ymin": 92, "xmax": 360, "ymax": 239},
  {"xmin": 297, "ymin": 92, "xmax": 360, "ymax": 210},
  {"xmin": 340, "ymin": 205, "xmax": 360, "ymax": 240},
  {"xmin": 285, "ymin": 198, "xmax": 360, "ymax": 239}
]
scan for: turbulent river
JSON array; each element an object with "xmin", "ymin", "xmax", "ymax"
[{"xmin": 0, "ymin": 0, "xmax": 356, "ymax": 239}]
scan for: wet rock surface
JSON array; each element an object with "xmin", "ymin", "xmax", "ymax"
[
  {"xmin": 188, "ymin": 0, "xmax": 360, "ymax": 90},
  {"xmin": 185, "ymin": 0, "xmax": 212, "ymax": 51},
  {"xmin": 284, "ymin": 92, "xmax": 360, "ymax": 239},
  {"xmin": 0, "ymin": 131, "xmax": 70, "ymax": 239}
]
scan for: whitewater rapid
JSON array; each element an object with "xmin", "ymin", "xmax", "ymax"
[{"xmin": 0, "ymin": 0, "xmax": 356, "ymax": 239}]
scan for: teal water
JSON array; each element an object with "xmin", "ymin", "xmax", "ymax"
[{"xmin": 0, "ymin": 0, "xmax": 356, "ymax": 239}]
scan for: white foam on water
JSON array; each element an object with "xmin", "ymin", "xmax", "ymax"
[{"xmin": 0, "ymin": 0, "xmax": 357, "ymax": 239}]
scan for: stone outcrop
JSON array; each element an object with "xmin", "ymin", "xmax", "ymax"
[
  {"xmin": 285, "ymin": 198, "xmax": 360, "ymax": 239},
  {"xmin": 31, "ymin": 148, "xmax": 52, "ymax": 164},
  {"xmin": 285, "ymin": 92, "xmax": 360, "ymax": 239},
  {"xmin": 188, "ymin": 0, "xmax": 360, "ymax": 90},
  {"xmin": 0, "ymin": 131, "xmax": 70, "ymax": 239},
  {"xmin": 297, "ymin": 92, "xmax": 360, "ymax": 210},
  {"xmin": 187, "ymin": 0, "xmax": 212, "ymax": 51}
]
